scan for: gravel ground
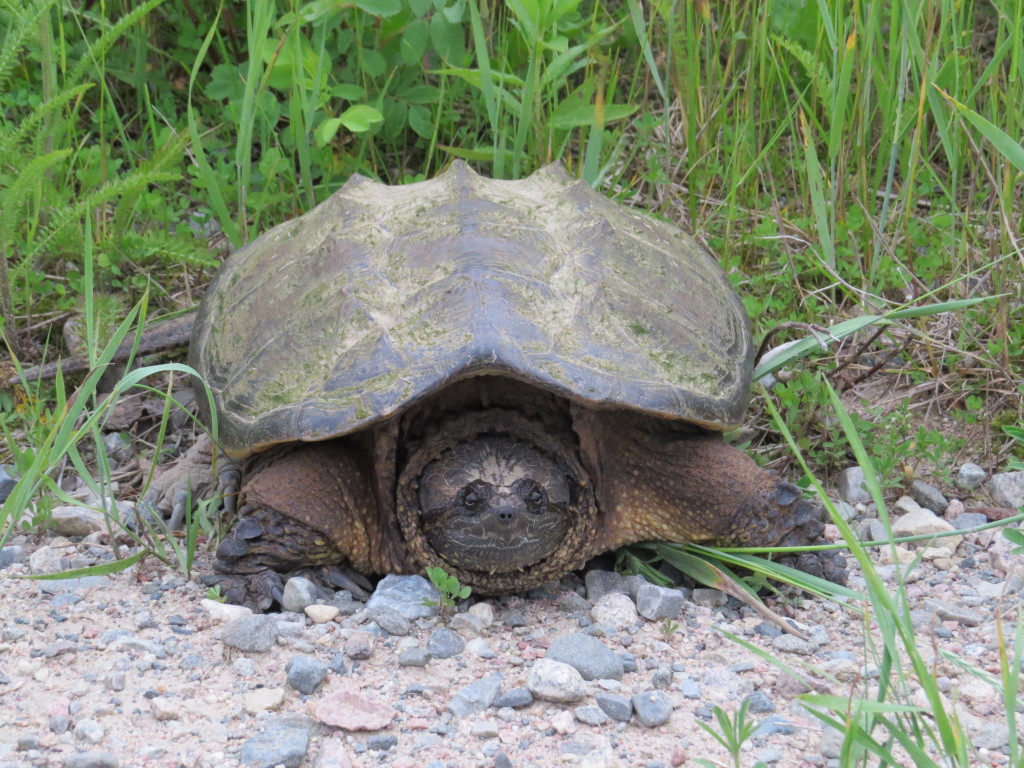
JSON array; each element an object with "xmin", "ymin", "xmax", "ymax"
[{"xmin": 1, "ymin": 481, "xmax": 1023, "ymax": 768}]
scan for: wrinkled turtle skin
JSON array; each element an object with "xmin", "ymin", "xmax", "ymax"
[{"xmin": 191, "ymin": 162, "xmax": 845, "ymax": 610}]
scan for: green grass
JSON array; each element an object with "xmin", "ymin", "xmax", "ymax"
[{"xmin": 0, "ymin": 2, "xmax": 1022, "ymax": 763}]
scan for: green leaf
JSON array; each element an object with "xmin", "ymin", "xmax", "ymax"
[
  {"xmin": 400, "ymin": 19, "xmax": 430, "ymax": 65},
  {"xmin": 331, "ymin": 83, "xmax": 366, "ymax": 100},
  {"xmin": 408, "ymin": 104, "xmax": 434, "ymax": 138},
  {"xmin": 549, "ymin": 102, "xmax": 638, "ymax": 130},
  {"xmin": 936, "ymin": 87, "xmax": 1024, "ymax": 173},
  {"xmin": 340, "ymin": 105, "xmax": 384, "ymax": 133},
  {"xmin": 315, "ymin": 116, "xmax": 345, "ymax": 147},
  {"xmin": 354, "ymin": 0, "xmax": 402, "ymax": 16}
]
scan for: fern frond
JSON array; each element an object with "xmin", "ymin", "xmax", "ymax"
[
  {"xmin": 66, "ymin": 0, "xmax": 168, "ymax": 86},
  {"xmin": 0, "ymin": 84, "xmax": 93, "ymax": 165},
  {"xmin": 0, "ymin": 0, "xmax": 61, "ymax": 93},
  {"xmin": 0, "ymin": 148, "xmax": 73, "ymax": 252},
  {"xmin": 23, "ymin": 170, "xmax": 180, "ymax": 265},
  {"xmin": 771, "ymin": 34, "xmax": 833, "ymax": 95}
]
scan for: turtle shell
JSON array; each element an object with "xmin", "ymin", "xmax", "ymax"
[{"xmin": 190, "ymin": 162, "xmax": 754, "ymax": 458}]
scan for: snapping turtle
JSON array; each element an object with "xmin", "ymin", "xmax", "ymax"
[{"xmin": 191, "ymin": 162, "xmax": 845, "ymax": 609}]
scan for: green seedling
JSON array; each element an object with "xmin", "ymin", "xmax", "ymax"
[{"xmin": 422, "ymin": 565, "xmax": 472, "ymax": 614}]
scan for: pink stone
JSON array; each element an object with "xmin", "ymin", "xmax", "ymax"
[{"xmin": 315, "ymin": 689, "xmax": 396, "ymax": 731}]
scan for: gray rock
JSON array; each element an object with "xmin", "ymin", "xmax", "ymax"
[
  {"xmin": 596, "ymin": 693, "xmax": 633, "ymax": 722},
  {"xmin": 469, "ymin": 721, "xmax": 499, "ymax": 739},
  {"xmin": 39, "ymin": 575, "xmax": 111, "ymax": 594},
  {"xmin": 332, "ymin": 590, "xmax": 362, "ymax": 616},
  {"xmin": 772, "ymin": 634, "xmax": 816, "ymax": 655},
  {"xmin": 367, "ymin": 734, "xmax": 398, "ymax": 751},
  {"xmin": 240, "ymin": 724, "xmax": 310, "ymax": 768},
  {"xmin": 651, "ymin": 665, "xmax": 673, "ymax": 689},
  {"xmin": 366, "ymin": 574, "xmax": 439, "ymax": 620},
  {"xmin": 0, "ymin": 545, "xmax": 26, "ymax": 569},
  {"xmin": 631, "ymin": 690, "xmax": 673, "ymax": 727},
  {"xmin": 859, "ymin": 518, "xmax": 887, "ymax": 543},
  {"xmin": 819, "ymin": 725, "xmax": 844, "ymax": 759},
  {"xmin": 426, "ymin": 627, "xmax": 464, "ymax": 659},
  {"xmin": 971, "ymin": 721, "xmax": 1010, "ymax": 750},
  {"xmin": 527, "ymin": 658, "xmax": 587, "ymax": 703},
  {"xmin": 63, "ymin": 753, "xmax": 119, "ymax": 768},
  {"xmin": 466, "ymin": 637, "xmax": 497, "ymax": 659},
  {"xmin": 584, "ymin": 570, "xmax": 630, "ymax": 603},
  {"xmin": 492, "ymin": 687, "xmax": 532, "ymax": 709},
  {"xmin": 74, "ymin": 719, "xmax": 104, "ymax": 744},
  {"xmin": 692, "ymin": 588, "xmax": 728, "ymax": 608},
  {"xmin": 449, "ymin": 612, "xmax": 486, "ymax": 635},
  {"xmin": 955, "ymin": 463, "xmax": 987, "ymax": 490},
  {"xmin": 909, "ymin": 480, "xmax": 948, "ymax": 514},
  {"xmin": 574, "ymin": 705, "xmax": 609, "ymax": 725},
  {"xmin": 281, "ymin": 576, "xmax": 321, "ymax": 612},
  {"xmin": 920, "ymin": 598, "xmax": 983, "ymax": 627},
  {"xmin": 448, "ymin": 672, "xmax": 503, "ymax": 717},
  {"xmin": 556, "ymin": 591, "xmax": 593, "ymax": 613},
  {"xmin": 398, "ymin": 648, "xmax": 431, "ymax": 667},
  {"xmin": 102, "ymin": 432, "xmax": 131, "ymax": 467},
  {"xmin": 837, "ymin": 467, "xmax": 871, "ymax": 504},
  {"xmin": 635, "ymin": 584, "xmax": 686, "ymax": 621},
  {"xmin": 832, "ymin": 500, "xmax": 857, "ymax": 521},
  {"xmin": 0, "ymin": 465, "xmax": 17, "ymax": 503},
  {"xmin": 678, "ymin": 679, "xmax": 700, "ymax": 699},
  {"xmin": 221, "ymin": 615, "xmax": 279, "ymax": 652},
  {"xmin": 50, "ymin": 716, "xmax": 71, "ymax": 735},
  {"xmin": 286, "ymin": 655, "xmax": 329, "ymax": 694},
  {"xmin": 754, "ymin": 715, "xmax": 797, "ymax": 737},
  {"xmin": 47, "ymin": 505, "xmax": 109, "ymax": 536},
  {"xmin": 368, "ymin": 605, "xmax": 412, "ymax": 636},
  {"xmin": 546, "ymin": 633, "xmax": 624, "ymax": 680},
  {"xmin": 990, "ymin": 471, "xmax": 1024, "ymax": 509},
  {"xmin": 948, "ymin": 512, "xmax": 989, "ymax": 531},
  {"xmin": 744, "ymin": 690, "xmax": 775, "ymax": 714}
]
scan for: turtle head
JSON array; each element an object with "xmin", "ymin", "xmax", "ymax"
[{"xmin": 417, "ymin": 435, "xmax": 572, "ymax": 572}]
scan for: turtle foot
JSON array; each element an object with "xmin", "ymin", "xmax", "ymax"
[
  {"xmin": 772, "ymin": 482, "xmax": 848, "ymax": 585},
  {"xmin": 202, "ymin": 569, "xmax": 284, "ymax": 613}
]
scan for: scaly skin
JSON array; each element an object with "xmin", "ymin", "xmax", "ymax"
[{"xmin": 204, "ymin": 406, "xmax": 845, "ymax": 609}]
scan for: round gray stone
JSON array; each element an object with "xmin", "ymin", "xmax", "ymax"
[
  {"xmin": 492, "ymin": 687, "xmax": 533, "ymax": 709},
  {"xmin": 398, "ymin": 648, "xmax": 431, "ymax": 667},
  {"xmin": 426, "ymin": 627, "xmax": 464, "ymax": 659},
  {"xmin": 955, "ymin": 463, "xmax": 987, "ymax": 490},
  {"xmin": 631, "ymin": 690, "xmax": 673, "ymax": 727},
  {"xmin": 63, "ymin": 753, "xmax": 119, "ymax": 768},
  {"xmin": 240, "ymin": 724, "xmax": 310, "ymax": 768},
  {"xmin": 635, "ymin": 583, "xmax": 686, "ymax": 621},
  {"xmin": 546, "ymin": 632, "xmax": 624, "ymax": 680},
  {"xmin": 837, "ymin": 467, "xmax": 871, "ymax": 504},
  {"xmin": 596, "ymin": 692, "xmax": 633, "ymax": 722},
  {"xmin": 574, "ymin": 705, "xmax": 609, "ymax": 725},
  {"xmin": 366, "ymin": 574, "xmax": 439, "ymax": 620},
  {"xmin": 990, "ymin": 471, "xmax": 1024, "ymax": 509},
  {"xmin": 285, "ymin": 655, "xmax": 329, "ymax": 694},
  {"xmin": 281, "ymin": 576, "xmax": 321, "ymax": 612},
  {"xmin": 448, "ymin": 672, "xmax": 503, "ymax": 717},
  {"xmin": 221, "ymin": 614, "xmax": 279, "ymax": 652},
  {"xmin": 584, "ymin": 570, "xmax": 630, "ymax": 603},
  {"xmin": 744, "ymin": 690, "xmax": 775, "ymax": 714},
  {"xmin": 368, "ymin": 605, "xmax": 412, "ymax": 636},
  {"xmin": 0, "ymin": 464, "xmax": 17, "ymax": 503},
  {"xmin": 909, "ymin": 479, "xmax": 948, "ymax": 514}
]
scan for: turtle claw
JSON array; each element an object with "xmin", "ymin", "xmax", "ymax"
[
  {"xmin": 202, "ymin": 569, "xmax": 284, "ymax": 613},
  {"xmin": 774, "ymin": 485, "xmax": 848, "ymax": 586},
  {"xmin": 322, "ymin": 564, "xmax": 373, "ymax": 599}
]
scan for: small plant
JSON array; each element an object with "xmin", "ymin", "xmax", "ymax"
[
  {"xmin": 422, "ymin": 565, "xmax": 471, "ymax": 614},
  {"xmin": 659, "ymin": 617, "xmax": 679, "ymax": 641},
  {"xmin": 206, "ymin": 584, "xmax": 226, "ymax": 602},
  {"xmin": 693, "ymin": 696, "xmax": 766, "ymax": 768}
]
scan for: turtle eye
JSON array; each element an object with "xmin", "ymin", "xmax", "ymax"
[
  {"xmin": 523, "ymin": 483, "xmax": 547, "ymax": 513},
  {"xmin": 459, "ymin": 481, "xmax": 490, "ymax": 514}
]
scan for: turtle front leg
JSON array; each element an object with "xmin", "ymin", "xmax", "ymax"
[
  {"xmin": 576, "ymin": 411, "xmax": 846, "ymax": 584},
  {"xmin": 204, "ymin": 441, "xmax": 404, "ymax": 611}
]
